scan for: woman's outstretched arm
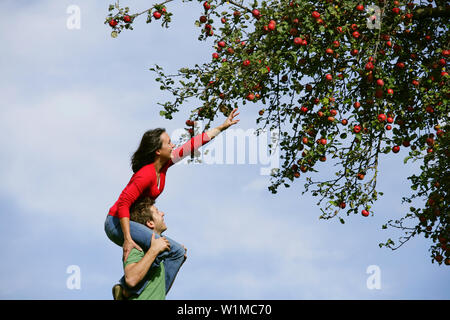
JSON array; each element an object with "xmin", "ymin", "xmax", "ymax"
[
  {"xmin": 168, "ymin": 108, "xmax": 240, "ymax": 167},
  {"xmin": 205, "ymin": 108, "xmax": 240, "ymax": 140}
]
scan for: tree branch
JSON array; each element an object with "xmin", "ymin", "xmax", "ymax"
[{"xmin": 414, "ymin": 5, "xmax": 450, "ymax": 18}]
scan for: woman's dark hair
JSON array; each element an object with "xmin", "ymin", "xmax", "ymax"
[{"xmin": 131, "ymin": 128, "xmax": 166, "ymax": 173}]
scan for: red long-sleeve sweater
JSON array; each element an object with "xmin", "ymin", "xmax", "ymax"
[{"xmin": 108, "ymin": 132, "xmax": 211, "ymax": 219}]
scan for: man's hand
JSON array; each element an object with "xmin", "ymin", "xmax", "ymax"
[
  {"xmin": 149, "ymin": 232, "xmax": 170, "ymax": 255},
  {"xmin": 123, "ymin": 238, "xmax": 143, "ymax": 262}
]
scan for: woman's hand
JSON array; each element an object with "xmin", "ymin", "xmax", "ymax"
[
  {"xmin": 220, "ymin": 108, "xmax": 240, "ymax": 131},
  {"xmin": 123, "ymin": 238, "xmax": 143, "ymax": 262}
]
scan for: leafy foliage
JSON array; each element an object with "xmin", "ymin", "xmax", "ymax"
[{"xmin": 106, "ymin": 0, "xmax": 450, "ymax": 265}]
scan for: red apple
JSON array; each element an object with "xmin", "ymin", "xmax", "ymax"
[
  {"xmin": 203, "ymin": 1, "xmax": 211, "ymax": 10},
  {"xmin": 356, "ymin": 4, "xmax": 364, "ymax": 11},
  {"xmin": 109, "ymin": 19, "xmax": 118, "ymax": 27},
  {"xmin": 325, "ymin": 74, "xmax": 333, "ymax": 81},
  {"xmin": 392, "ymin": 146, "xmax": 400, "ymax": 153},
  {"xmin": 312, "ymin": 11, "xmax": 320, "ymax": 19},
  {"xmin": 268, "ymin": 20, "xmax": 276, "ymax": 30},
  {"xmin": 376, "ymin": 79, "xmax": 384, "ymax": 86},
  {"xmin": 252, "ymin": 9, "xmax": 261, "ymax": 18},
  {"xmin": 353, "ymin": 125, "xmax": 362, "ymax": 133},
  {"xmin": 153, "ymin": 11, "xmax": 162, "ymax": 19},
  {"xmin": 294, "ymin": 37, "xmax": 303, "ymax": 45},
  {"xmin": 362, "ymin": 210, "xmax": 370, "ymax": 217},
  {"xmin": 378, "ymin": 114, "xmax": 386, "ymax": 122},
  {"xmin": 365, "ymin": 62, "xmax": 374, "ymax": 70}
]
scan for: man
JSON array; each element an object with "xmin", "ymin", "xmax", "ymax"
[{"xmin": 112, "ymin": 197, "xmax": 187, "ymax": 300}]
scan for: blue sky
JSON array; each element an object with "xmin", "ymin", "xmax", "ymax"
[{"xmin": 0, "ymin": 0, "xmax": 448, "ymax": 299}]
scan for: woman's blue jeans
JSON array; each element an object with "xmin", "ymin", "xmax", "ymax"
[{"xmin": 104, "ymin": 215, "xmax": 186, "ymax": 296}]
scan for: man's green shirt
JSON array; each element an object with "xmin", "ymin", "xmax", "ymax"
[{"xmin": 123, "ymin": 248, "xmax": 165, "ymax": 300}]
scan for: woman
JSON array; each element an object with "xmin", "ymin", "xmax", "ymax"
[{"xmin": 105, "ymin": 108, "xmax": 240, "ymax": 295}]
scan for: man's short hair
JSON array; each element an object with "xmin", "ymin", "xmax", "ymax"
[{"xmin": 129, "ymin": 196, "xmax": 155, "ymax": 226}]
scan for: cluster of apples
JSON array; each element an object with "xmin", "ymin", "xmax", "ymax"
[
  {"xmin": 108, "ymin": 6, "xmax": 169, "ymax": 30},
  {"xmin": 108, "ymin": 14, "xmax": 133, "ymax": 28},
  {"xmin": 152, "ymin": 7, "xmax": 167, "ymax": 20}
]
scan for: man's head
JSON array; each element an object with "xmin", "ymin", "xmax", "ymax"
[{"xmin": 129, "ymin": 197, "xmax": 167, "ymax": 235}]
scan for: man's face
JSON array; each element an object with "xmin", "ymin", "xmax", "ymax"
[
  {"xmin": 148, "ymin": 205, "xmax": 167, "ymax": 235},
  {"xmin": 157, "ymin": 132, "xmax": 175, "ymax": 161}
]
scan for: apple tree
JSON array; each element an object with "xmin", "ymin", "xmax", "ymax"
[{"xmin": 105, "ymin": 0, "xmax": 449, "ymax": 265}]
